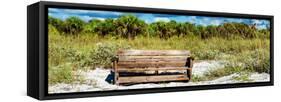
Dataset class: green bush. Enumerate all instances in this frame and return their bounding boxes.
[49,44,94,70]
[48,24,60,35]
[48,45,76,66]
[94,19,116,36]
[48,16,63,28]
[48,45,90,84]
[84,19,102,33]
[61,16,85,35]
[90,42,131,68]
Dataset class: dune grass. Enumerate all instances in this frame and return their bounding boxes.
[48,31,270,84]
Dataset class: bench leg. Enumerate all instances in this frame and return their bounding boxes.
[188,59,193,80]
[188,68,192,80]
[113,61,119,85]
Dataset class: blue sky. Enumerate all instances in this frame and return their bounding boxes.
[48,8,270,29]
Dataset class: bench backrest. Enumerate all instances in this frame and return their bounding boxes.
[116,50,191,68]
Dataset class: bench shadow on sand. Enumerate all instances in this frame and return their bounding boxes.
[105,70,189,85]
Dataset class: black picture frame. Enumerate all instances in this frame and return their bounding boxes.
[27,1,274,100]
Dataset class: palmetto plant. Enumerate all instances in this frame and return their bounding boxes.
[48,16,63,28]
[48,14,269,39]
[151,21,169,39]
[175,22,188,37]
[115,15,147,40]
[62,16,85,35]
[94,18,116,36]
[84,19,102,33]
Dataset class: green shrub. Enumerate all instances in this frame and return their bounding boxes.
[48,45,76,65]
[48,24,60,35]
[94,19,116,37]
[61,16,85,35]
[48,16,63,28]
[84,19,102,33]
[48,44,92,70]
[90,42,131,68]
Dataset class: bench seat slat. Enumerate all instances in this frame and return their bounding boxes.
[118,50,190,56]
[118,67,191,72]
[117,61,187,68]
[118,56,189,62]
[118,75,189,84]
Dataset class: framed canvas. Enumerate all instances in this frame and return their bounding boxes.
[27,1,274,100]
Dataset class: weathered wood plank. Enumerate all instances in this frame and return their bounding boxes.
[117,50,190,56]
[118,56,189,62]
[117,61,187,68]
[118,75,189,83]
[118,67,190,72]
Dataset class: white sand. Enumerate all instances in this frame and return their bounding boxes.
[48,61,270,94]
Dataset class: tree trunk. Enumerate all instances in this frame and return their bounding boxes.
[128,33,132,40]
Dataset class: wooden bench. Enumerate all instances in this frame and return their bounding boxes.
[112,50,194,85]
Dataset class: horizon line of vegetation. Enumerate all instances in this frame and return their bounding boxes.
[48,14,270,40]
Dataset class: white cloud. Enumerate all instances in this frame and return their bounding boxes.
[144,20,150,23]
[195,17,210,26]
[79,16,105,22]
[252,19,262,24]
[80,16,94,22]
[61,8,123,16]
[92,17,105,21]
[154,17,170,22]
[184,16,197,24]
[63,9,90,14]
[190,16,197,20]
[210,19,222,25]
[48,8,61,13]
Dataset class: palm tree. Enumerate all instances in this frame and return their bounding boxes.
[166,20,177,38]
[115,15,146,40]
[63,16,85,35]
[151,21,167,39]
[84,19,102,33]
[94,18,116,36]
[48,16,63,28]
[205,25,218,38]
[175,22,190,37]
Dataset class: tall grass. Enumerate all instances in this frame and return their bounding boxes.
[191,48,270,82]
[48,30,270,84]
